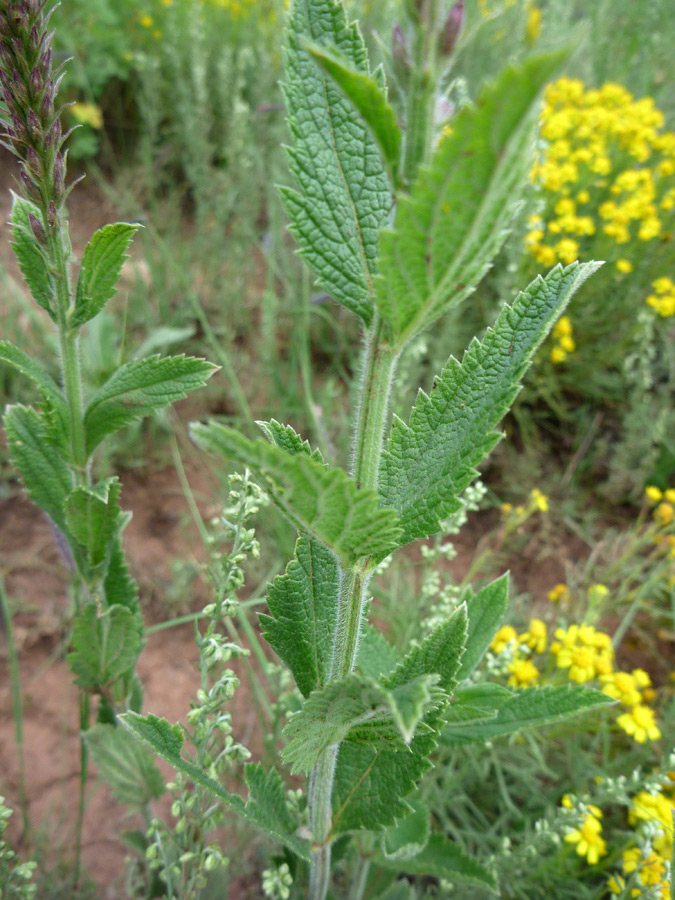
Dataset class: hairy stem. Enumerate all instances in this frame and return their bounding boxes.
[307,318,398,899]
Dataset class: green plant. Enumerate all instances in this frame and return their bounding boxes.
[118,1,616,897]
[0,0,214,884]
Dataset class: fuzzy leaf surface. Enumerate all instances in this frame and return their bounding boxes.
[375,54,564,345]
[331,728,436,836]
[281,0,392,323]
[381,801,430,861]
[4,404,72,533]
[258,418,324,462]
[282,673,440,774]
[442,684,614,744]
[379,262,601,546]
[84,724,165,808]
[260,536,339,697]
[68,603,143,689]
[104,538,141,617]
[85,355,217,454]
[65,477,122,572]
[377,833,497,892]
[71,223,141,328]
[191,422,401,568]
[456,574,509,681]
[384,604,467,693]
[0,341,69,442]
[9,193,55,319]
[120,713,310,860]
[307,44,400,185]
[356,625,400,681]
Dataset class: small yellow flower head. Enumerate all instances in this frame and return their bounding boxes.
[529,488,549,512]
[70,102,104,130]
[558,335,575,352]
[616,258,633,273]
[654,502,675,526]
[622,847,669,891]
[617,704,661,743]
[587,583,609,607]
[665,488,675,503]
[520,618,547,654]
[525,2,541,44]
[491,625,518,654]
[553,315,572,338]
[500,502,513,515]
[560,793,574,809]
[564,813,607,865]
[140,13,153,28]
[607,874,625,895]
[547,583,570,603]
[646,485,664,503]
[601,670,642,706]
[550,345,567,364]
[507,657,540,687]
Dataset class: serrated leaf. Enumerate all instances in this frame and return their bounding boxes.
[65,477,122,572]
[282,673,440,774]
[377,833,498,892]
[282,0,392,323]
[456,574,509,681]
[0,341,69,441]
[71,223,141,328]
[190,422,401,568]
[442,684,615,744]
[384,604,468,694]
[84,723,165,808]
[4,404,72,533]
[104,538,141,618]
[258,418,324,462]
[381,801,430,861]
[67,603,143,689]
[260,536,339,697]
[357,625,400,681]
[379,262,601,546]
[84,355,217,454]
[307,44,401,186]
[9,193,56,320]
[331,726,437,836]
[120,712,310,860]
[375,54,566,345]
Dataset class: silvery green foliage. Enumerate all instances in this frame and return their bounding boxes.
[127,0,612,895]
[0,798,36,900]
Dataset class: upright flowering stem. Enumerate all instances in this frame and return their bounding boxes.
[0,1,91,883]
[307,316,398,900]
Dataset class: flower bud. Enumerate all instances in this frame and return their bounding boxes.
[28,211,45,243]
[439,0,465,57]
[28,64,41,97]
[47,199,57,229]
[26,143,41,176]
[27,107,40,137]
[392,23,410,75]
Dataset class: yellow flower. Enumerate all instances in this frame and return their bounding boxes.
[616,258,633,273]
[617,704,661,743]
[646,485,664,502]
[551,624,614,683]
[530,488,549,511]
[654,502,674,526]
[564,813,607,865]
[555,237,579,264]
[607,874,625,895]
[600,670,643,706]
[558,335,575,353]
[507,657,540,687]
[553,315,572,338]
[550,345,567,364]
[519,618,547,654]
[70,102,103,130]
[547,583,569,603]
[525,2,541,43]
[139,13,153,27]
[491,625,518,654]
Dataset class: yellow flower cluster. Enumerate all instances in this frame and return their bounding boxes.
[551,623,613,683]
[549,314,575,364]
[646,485,675,528]
[608,786,675,897]
[527,78,675,275]
[646,276,675,317]
[563,802,607,865]
[547,582,570,603]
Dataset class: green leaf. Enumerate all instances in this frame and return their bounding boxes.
[65,477,122,572]
[377,833,497,892]
[456,574,509,681]
[381,801,430,861]
[331,727,437,836]
[307,44,401,185]
[120,712,311,860]
[84,355,217,454]
[384,604,468,693]
[0,341,69,442]
[257,418,324,462]
[260,536,339,697]
[442,684,615,744]
[71,223,141,328]
[379,262,601,546]
[374,54,566,345]
[104,538,141,618]
[357,625,400,681]
[190,422,401,569]
[4,404,72,533]
[9,193,56,320]
[282,673,440,774]
[67,603,143,690]
[281,0,392,323]
[84,724,165,808]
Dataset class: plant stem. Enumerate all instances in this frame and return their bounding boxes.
[401,0,440,187]
[307,317,399,899]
